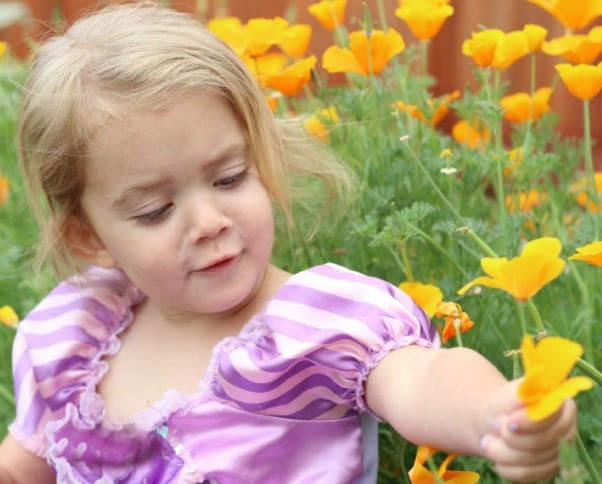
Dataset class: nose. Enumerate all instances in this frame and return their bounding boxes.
[187,193,232,243]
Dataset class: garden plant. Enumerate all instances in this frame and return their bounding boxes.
[1,0,602,482]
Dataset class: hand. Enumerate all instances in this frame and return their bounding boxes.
[480,380,578,482]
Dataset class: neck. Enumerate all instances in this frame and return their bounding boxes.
[137,264,291,332]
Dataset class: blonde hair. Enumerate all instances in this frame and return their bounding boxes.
[18,1,353,278]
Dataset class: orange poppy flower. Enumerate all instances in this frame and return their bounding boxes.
[264,92,282,113]
[500,86,553,123]
[543,26,602,64]
[394,1,454,41]
[572,171,602,211]
[0,176,8,205]
[244,52,289,85]
[518,335,593,421]
[451,119,490,149]
[304,107,340,140]
[0,41,6,59]
[408,446,480,484]
[462,28,504,67]
[523,24,548,52]
[207,17,247,56]
[505,189,547,213]
[0,305,19,328]
[527,0,602,32]
[462,29,530,69]
[457,237,566,301]
[244,17,290,57]
[207,16,290,59]
[491,30,531,69]
[278,24,313,58]
[264,55,316,96]
[322,28,405,76]
[394,90,460,127]
[435,301,475,344]
[307,0,347,31]
[399,281,443,318]
[569,241,602,267]
[503,147,525,177]
[556,62,602,100]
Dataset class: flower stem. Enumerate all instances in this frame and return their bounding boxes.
[516,300,527,337]
[0,381,14,407]
[453,318,464,347]
[376,0,388,30]
[576,433,602,484]
[576,358,602,386]
[400,243,414,282]
[582,99,599,239]
[521,53,537,155]
[526,299,546,335]
[402,141,465,224]
[463,228,498,258]
[420,40,429,77]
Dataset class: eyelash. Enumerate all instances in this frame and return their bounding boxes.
[215,170,248,188]
[133,171,248,225]
[135,204,172,225]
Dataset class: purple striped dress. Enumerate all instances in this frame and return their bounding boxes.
[9,263,439,483]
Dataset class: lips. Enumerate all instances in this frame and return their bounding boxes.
[197,254,238,272]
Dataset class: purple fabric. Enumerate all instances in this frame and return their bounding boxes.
[9,263,439,482]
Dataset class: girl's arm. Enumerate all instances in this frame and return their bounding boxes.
[0,434,55,484]
[365,345,577,483]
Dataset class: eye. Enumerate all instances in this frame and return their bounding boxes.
[134,204,172,225]
[215,170,248,188]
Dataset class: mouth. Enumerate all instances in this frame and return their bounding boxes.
[197,254,238,273]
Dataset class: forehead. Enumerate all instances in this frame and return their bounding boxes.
[85,93,247,176]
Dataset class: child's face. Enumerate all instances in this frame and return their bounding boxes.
[77,93,275,318]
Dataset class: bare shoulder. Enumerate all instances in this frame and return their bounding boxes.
[0,434,54,484]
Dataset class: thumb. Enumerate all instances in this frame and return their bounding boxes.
[481,378,525,433]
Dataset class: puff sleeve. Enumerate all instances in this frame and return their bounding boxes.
[211,263,440,420]
[7,267,142,457]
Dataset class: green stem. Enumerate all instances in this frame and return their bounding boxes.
[526,299,546,335]
[582,99,600,239]
[0,381,14,407]
[516,300,527,337]
[402,141,465,224]
[521,53,537,155]
[463,228,498,258]
[412,225,470,277]
[576,433,602,484]
[400,243,414,282]
[375,0,388,30]
[420,40,429,77]
[453,318,464,347]
[493,70,506,224]
[576,358,602,386]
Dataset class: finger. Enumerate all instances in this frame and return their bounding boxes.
[503,399,577,440]
[482,433,559,467]
[495,458,560,483]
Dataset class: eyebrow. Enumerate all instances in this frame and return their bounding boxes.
[111,178,170,210]
[110,143,249,210]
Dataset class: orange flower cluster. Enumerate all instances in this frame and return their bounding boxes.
[462,24,546,69]
[408,445,479,483]
[435,301,475,343]
[207,16,315,97]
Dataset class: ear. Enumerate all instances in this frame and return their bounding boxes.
[66,215,118,268]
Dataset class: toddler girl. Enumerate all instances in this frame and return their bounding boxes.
[0,3,576,483]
